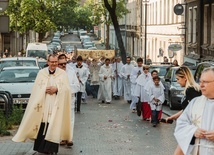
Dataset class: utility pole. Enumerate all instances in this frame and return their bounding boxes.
[144,2,147,65]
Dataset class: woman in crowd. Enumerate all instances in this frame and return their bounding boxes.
[166,66,201,155]
[172,59,179,66]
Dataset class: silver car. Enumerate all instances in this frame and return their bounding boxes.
[0,66,40,109]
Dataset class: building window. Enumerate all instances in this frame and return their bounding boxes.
[188,7,192,43]
[192,6,197,43]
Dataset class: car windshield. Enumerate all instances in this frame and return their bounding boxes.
[0,69,39,83]
[150,66,168,76]
[27,50,48,59]
[38,61,47,68]
[0,60,37,68]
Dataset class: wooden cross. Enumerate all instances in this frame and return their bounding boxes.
[34,104,42,112]
[33,125,38,132]
[38,80,45,89]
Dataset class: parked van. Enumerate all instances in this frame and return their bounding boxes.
[26,43,48,59]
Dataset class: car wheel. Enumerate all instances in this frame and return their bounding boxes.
[169,93,176,110]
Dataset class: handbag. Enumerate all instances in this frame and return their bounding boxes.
[136,98,142,117]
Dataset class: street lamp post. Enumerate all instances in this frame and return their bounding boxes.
[144,2,148,65]
[125,1,127,54]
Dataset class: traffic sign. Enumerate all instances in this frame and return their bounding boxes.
[168,44,182,52]
[174,4,184,15]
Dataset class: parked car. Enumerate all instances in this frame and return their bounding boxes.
[162,66,184,110]
[54,32,61,38]
[49,42,62,51]
[38,59,47,69]
[149,64,172,79]
[0,57,39,69]
[51,37,61,43]
[0,66,40,109]
[83,42,95,49]
[194,61,214,83]
[162,65,197,110]
[79,31,88,40]
[26,43,48,59]
[81,36,91,44]
[68,29,73,34]
[61,31,65,37]
[88,47,97,50]
[65,45,75,53]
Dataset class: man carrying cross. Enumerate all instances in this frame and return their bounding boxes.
[12,54,72,155]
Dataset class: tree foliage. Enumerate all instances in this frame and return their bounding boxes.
[6,0,78,41]
[72,4,93,30]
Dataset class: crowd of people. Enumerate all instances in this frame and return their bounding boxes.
[10,51,214,155]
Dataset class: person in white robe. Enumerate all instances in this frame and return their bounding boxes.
[89,59,100,98]
[120,56,134,103]
[148,76,165,127]
[145,70,165,121]
[112,57,124,99]
[130,58,144,112]
[174,67,214,155]
[68,56,77,69]
[73,56,89,112]
[97,58,114,104]
[134,65,152,120]
[12,54,72,154]
[57,54,80,146]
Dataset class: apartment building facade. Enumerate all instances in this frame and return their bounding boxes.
[106,0,185,64]
[184,0,214,64]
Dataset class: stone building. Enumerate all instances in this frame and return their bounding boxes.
[184,0,214,64]
[106,0,185,64]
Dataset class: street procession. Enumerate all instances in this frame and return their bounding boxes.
[1,0,214,155]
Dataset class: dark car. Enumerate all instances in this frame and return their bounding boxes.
[162,65,197,110]
[162,66,184,110]
[194,61,214,83]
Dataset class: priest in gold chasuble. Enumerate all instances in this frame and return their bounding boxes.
[12,55,72,154]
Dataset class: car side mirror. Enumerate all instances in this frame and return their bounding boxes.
[165,78,171,82]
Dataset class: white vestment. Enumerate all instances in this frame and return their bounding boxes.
[129,66,143,109]
[120,63,134,101]
[133,72,152,102]
[13,67,72,143]
[66,65,80,139]
[73,65,89,93]
[174,96,214,155]
[97,64,114,102]
[147,83,165,111]
[112,61,124,96]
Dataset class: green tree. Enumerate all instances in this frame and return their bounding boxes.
[87,0,129,52]
[6,0,77,42]
[73,4,93,30]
